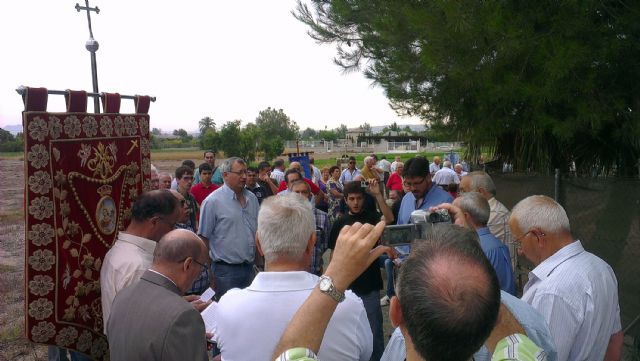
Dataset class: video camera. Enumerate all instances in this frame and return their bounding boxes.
[380,209,452,247]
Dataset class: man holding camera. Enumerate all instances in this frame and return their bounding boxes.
[328,179,394,361]
[397,157,453,225]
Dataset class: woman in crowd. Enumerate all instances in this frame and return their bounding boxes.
[326,165,343,225]
[316,167,330,213]
[386,162,404,194]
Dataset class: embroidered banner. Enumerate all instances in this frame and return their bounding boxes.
[24,110,151,360]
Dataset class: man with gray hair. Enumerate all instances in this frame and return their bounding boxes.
[453,192,515,295]
[198,157,259,298]
[460,171,510,245]
[107,229,210,361]
[510,195,622,361]
[211,194,372,361]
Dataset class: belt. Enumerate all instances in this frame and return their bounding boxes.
[214,260,252,266]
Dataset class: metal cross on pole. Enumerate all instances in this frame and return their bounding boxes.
[75,0,101,113]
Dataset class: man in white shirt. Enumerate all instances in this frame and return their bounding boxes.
[510,195,623,361]
[340,156,362,184]
[100,190,180,331]
[431,160,459,188]
[271,159,286,184]
[212,194,372,361]
[429,156,441,175]
[460,171,510,245]
[454,163,467,181]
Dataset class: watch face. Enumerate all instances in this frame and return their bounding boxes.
[319,277,331,291]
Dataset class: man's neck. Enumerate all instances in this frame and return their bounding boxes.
[124,222,156,242]
[402,330,426,361]
[265,260,307,272]
[201,181,212,187]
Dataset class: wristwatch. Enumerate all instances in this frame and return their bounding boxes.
[318,275,345,303]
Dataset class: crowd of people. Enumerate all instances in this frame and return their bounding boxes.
[94,150,623,361]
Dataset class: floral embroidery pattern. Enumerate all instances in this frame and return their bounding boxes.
[76,330,93,352]
[28,116,49,142]
[48,116,62,139]
[29,249,55,271]
[29,275,55,296]
[124,116,137,136]
[28,196,54,220]
[90,337,108,359]
[139,117,149,135]
[82,116,98,137]
[78,144,92,167]
[28,298,54,320]
[31,321,56,343]
[27,144,50,169]
[28,171,53,195]
[140,138,150,156]
[63,116,82,138]
[28,223,55,247]
[113,116,125,136]
[55,326,78,347]
[99,117,113,137]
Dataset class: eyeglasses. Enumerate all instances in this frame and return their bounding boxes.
[181,176,193,180]
[509,230,545,248]
[228,170,248,176]
[349,161,356,164]
[403,177,426,188]
[192,258,210,271]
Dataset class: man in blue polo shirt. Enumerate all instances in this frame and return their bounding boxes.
[397,157,453,225]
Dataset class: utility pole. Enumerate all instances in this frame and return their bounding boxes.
[75,0,101,113]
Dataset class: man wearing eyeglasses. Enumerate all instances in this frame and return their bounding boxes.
[396,157,453,225]
[100,190,181,332]
[198,157,260,298]
[510,195,622,361]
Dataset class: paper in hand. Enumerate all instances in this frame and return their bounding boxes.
[200,287,215,302]
[200,301,218,333]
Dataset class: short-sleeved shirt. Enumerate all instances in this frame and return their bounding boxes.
[396,184,454,224]
[198,184,259,264]
[339,168,361,184]
[386,172,403,191]
[328,210,383,295]
[246,183,269,204]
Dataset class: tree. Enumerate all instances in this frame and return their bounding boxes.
[201,128,219,153]
[295,0,640,175]
[199,116,216,135]
[218,121,243,159]
[151,128,162,136]
[359,122,372,133]
[300,127,318,140]
[335,124,348,139]
[0,128,22,152]
[255,107,299,160]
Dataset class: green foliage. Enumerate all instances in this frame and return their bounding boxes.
[216,120,259,162]
[151,128,162,136]
[255,107,299,160]
[199,116,216,135]
[295,0,640,175]
[301,127,318,140]
[0,129,23,152]
[201,128,219,153]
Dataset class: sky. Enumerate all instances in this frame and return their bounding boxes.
[0,1,421,133]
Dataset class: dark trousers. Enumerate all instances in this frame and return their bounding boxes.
[211,261,255,299]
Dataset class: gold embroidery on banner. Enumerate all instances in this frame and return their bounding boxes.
[126,139,139,155]
[85,142,118,179]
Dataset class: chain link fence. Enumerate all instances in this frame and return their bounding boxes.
[490,172,640,341]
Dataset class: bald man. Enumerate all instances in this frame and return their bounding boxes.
[107,229,210,361]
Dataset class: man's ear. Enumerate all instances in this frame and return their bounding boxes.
[305,232,317,255]
[183,257,193,272]
[390,296,404,328]
[256,235,265,257]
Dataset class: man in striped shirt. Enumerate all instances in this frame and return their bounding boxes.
[509,195,623,361]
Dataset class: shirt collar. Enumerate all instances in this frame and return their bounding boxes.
[148,269,179,288]
[117,232,156,254]
[247,271,318,292]
[221,183,248,200]
[530,240,585,281]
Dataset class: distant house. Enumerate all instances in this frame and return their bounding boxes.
[346,128,372,143]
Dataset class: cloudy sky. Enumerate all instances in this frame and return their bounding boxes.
[0,1,421,133]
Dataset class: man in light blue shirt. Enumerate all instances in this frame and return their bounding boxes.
[397,157,453,225]
[454,192,516,295]
[198,157,259,298]
[339,156,361,184]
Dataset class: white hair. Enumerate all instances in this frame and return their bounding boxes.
[257,193,314,263]
[510,195,571,234]
[150,164,159,176]
[443,160,452,168]
[455,192,490,226]
[364,156,374,165]
[220,157,245,173]
[467,171,497,196]
[454,163,463,170]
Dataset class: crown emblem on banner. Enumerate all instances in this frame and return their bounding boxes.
[97,184,113,197]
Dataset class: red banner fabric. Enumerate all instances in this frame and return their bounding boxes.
[24,111,151,360]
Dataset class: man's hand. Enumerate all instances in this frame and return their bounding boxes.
[183,294,211,312]
[325,221,388,292]
[366,179,380,196]
[259,173,270,183]
[429,203,471,229]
